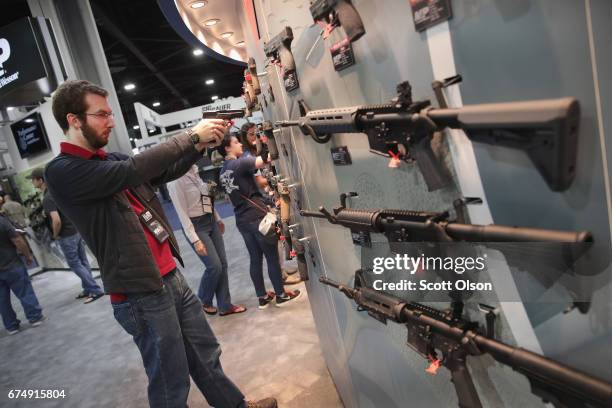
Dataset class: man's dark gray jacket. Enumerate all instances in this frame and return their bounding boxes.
[45,133,201,294]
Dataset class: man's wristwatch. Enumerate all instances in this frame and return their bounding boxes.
[186,128,200,145]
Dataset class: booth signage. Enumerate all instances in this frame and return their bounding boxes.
[0,18,48,97]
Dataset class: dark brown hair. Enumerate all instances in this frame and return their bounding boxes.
[217,132,238,158]
[239,122,257,155]
[52,80,108,132]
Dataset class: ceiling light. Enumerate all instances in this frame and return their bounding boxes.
[192,49,204,56]
[6,106,14,111]
[190,1,207,9]
[205,79,214,85]
[25,118,35,123]
[211,95,219,101]
[133,125,140,130]
[235,41,245,47]
[204,19,220,27]
[124,83,136,90]
[149,128,156,133]
[152,101,161,107]
[220,32,233,39]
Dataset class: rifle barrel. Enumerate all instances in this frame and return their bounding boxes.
[445,223,592,243]
[276,120,301,127]
[300,210,327,219]
[319,276,341,289]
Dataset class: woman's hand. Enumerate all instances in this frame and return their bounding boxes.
[194,240,208,256]
[218,220,225,235]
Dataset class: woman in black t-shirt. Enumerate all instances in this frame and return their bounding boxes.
[217,134,301,309]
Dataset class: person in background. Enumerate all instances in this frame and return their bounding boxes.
[239,123,301,285]
[44,79,276,408]
[218,133,302,309]
[2,194,28,228]
[0,214,45,335]
[29,168,104,304]
[168,164,246,316]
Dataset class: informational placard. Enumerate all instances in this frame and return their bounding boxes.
[283,71,299,92]
[409,0,452,32]
[10,112,51,159]
[330,39,356,71]
[331,146,352,165]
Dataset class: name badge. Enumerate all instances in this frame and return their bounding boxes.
[201,195,213,214]
[140,210,169,243]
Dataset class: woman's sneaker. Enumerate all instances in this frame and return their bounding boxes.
[275,290,302,307]
[258,291,276,310]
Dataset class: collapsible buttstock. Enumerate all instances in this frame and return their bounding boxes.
[428,97,580,191]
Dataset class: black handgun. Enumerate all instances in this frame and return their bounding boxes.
[260,121,279,160]
[246,57,261,95]
[264,27,299,91]
[310,0,365,42]
[201,109,245,120]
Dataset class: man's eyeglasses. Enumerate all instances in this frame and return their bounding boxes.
[84,112,114,120]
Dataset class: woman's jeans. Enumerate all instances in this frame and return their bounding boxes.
[190,216,232,312]
[58,233,103,296]
[112,269,244,408]
[236,220,284,297]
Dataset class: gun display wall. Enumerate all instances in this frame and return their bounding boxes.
[244,0,612,406]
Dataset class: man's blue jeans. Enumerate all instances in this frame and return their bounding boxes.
[190,216,232,312]
[58,233,103,296]
[236,221,284,297]
[112,269,244,408]
[0,262,43,331]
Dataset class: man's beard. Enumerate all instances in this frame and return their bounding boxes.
[82,122,107,149]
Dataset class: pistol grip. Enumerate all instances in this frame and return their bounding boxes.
[336,0,365,42]
[280,45,296,73]
[411,138,449,192]
[297,253,309,281]
[450,364,483,408]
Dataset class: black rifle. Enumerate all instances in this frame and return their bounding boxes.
[300,194,592,244]
[310,0,366,42]
[264,27,299,91]
[320,271,612,408]
[277,81,580,192]
[202,109,245,121]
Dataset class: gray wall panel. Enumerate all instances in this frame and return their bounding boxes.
[449,0,612,375]
[251,0,612,405]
